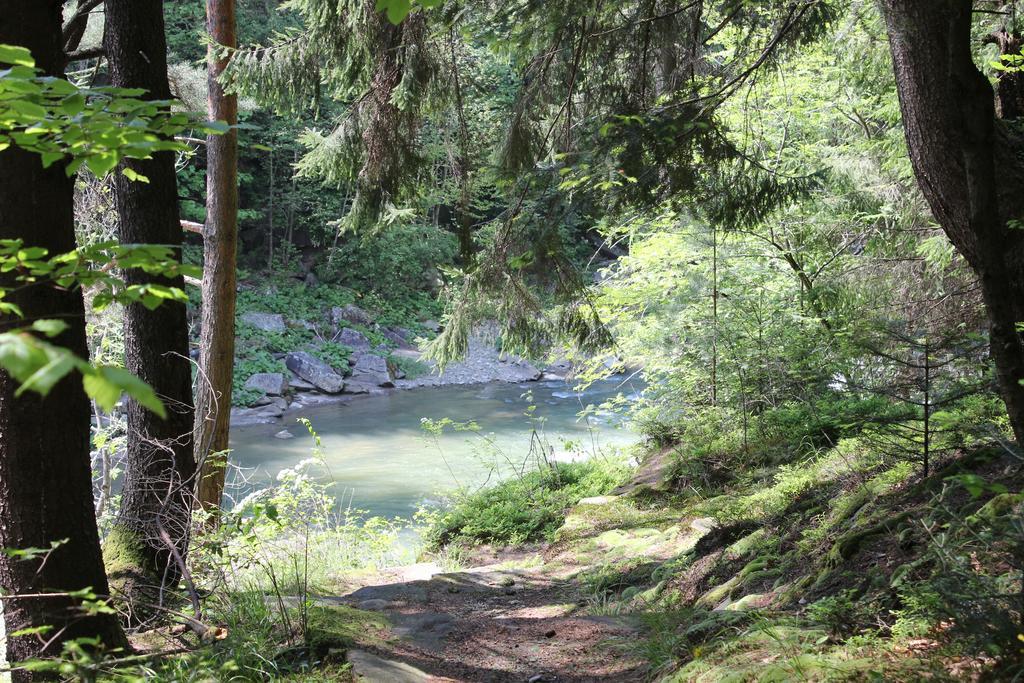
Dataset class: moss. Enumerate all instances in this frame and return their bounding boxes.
[966,492,1024,525]
[825,510,912,568]
[103,525,164,625]
[305,605,388,658]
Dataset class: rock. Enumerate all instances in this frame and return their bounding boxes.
[303,271,318,287]
[284,352,345,394]
[338,327,371,351]
[383,327,416,350]
[346,649,432,683]
[349,352,393,387]
[240,312,285,333]
[230,406,280,426]
[421,319,441,333]
[243,372,288,396]
[331,304,374,328]
[273,430,295,440]
[342,382,371,394]
[690,517,718,534]
[288,375,317,391]
[578,495,619,506]
[356,599,390,611]
[390,612,455,651]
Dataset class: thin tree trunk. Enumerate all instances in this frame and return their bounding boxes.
[880,0,1024,445]
[103,0,198,606]
[195,0,239,513]
[0,2,126,671]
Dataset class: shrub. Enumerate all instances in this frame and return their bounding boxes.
[421,458,629,548]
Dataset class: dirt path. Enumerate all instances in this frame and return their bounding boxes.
[321,492,709,682]
[330,556,645,682]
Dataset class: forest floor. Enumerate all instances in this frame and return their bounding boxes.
[315,491,695,682]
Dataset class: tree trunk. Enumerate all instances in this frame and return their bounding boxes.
[0,2,126,672]
[880,0,1024,446]
[103,0,197,608]
[195,0,239,513]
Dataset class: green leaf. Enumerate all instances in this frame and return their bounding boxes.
[15,352,76,397]
[122,167,150,183]
[0,45,35,67]
[377,0,412,24]
[84,365,166,418]
[30,319,68,338]
[85,153,118,177]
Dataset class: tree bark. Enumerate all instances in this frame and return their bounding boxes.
[103,0,197,605]
[195,0,239,512]
[880,0,1024,446]
[0,1,126,673]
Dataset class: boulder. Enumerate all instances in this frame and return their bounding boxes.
[240,312,286,333]
[331,304,374,328]
[383,327,416,350]
[288,375,317,391]
[284,352,345,394]
[342,382,371,395]
[338,327,371,351]
[349,352,393,387]
[243,372,288,396]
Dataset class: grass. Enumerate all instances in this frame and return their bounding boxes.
[421,457,631,548]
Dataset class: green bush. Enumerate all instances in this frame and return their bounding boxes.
[422,459,629,547]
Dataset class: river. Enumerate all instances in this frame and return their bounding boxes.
[227,377,642,521]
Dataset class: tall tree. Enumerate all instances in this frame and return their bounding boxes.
[0,0,126,670]
[879,0,1024,445]
[195,0,240,512]
[103,0,197,604]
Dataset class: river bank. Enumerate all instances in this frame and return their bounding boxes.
[231,309,581,427]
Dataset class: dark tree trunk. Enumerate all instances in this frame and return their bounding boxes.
[0,1,126,673]
[880,0,1024,446]
[103,0,197,605]
[195,0,239,512]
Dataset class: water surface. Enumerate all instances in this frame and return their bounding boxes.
[228,378,640,521]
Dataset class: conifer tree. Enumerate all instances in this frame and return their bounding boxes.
[0,1,126,668]
[103,0,198,609]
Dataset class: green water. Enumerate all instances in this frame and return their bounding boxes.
[227,378,641,521]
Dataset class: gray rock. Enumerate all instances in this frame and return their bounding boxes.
[240,312,285,333]
[288,375,317,391]
[421,319,441,333]
[383,327,416,350]
[346,649,431,683]
[274,430,295,440]
[390,612,455,651]
[285,352,345,394]
[357,599,390,611]
[230,406,279,426]
[342,382,371,395]
[338,327,371,351]
[243,372,288,396]
[331,304,374,328]
[578,495,618,506]
[349,352,393,387]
